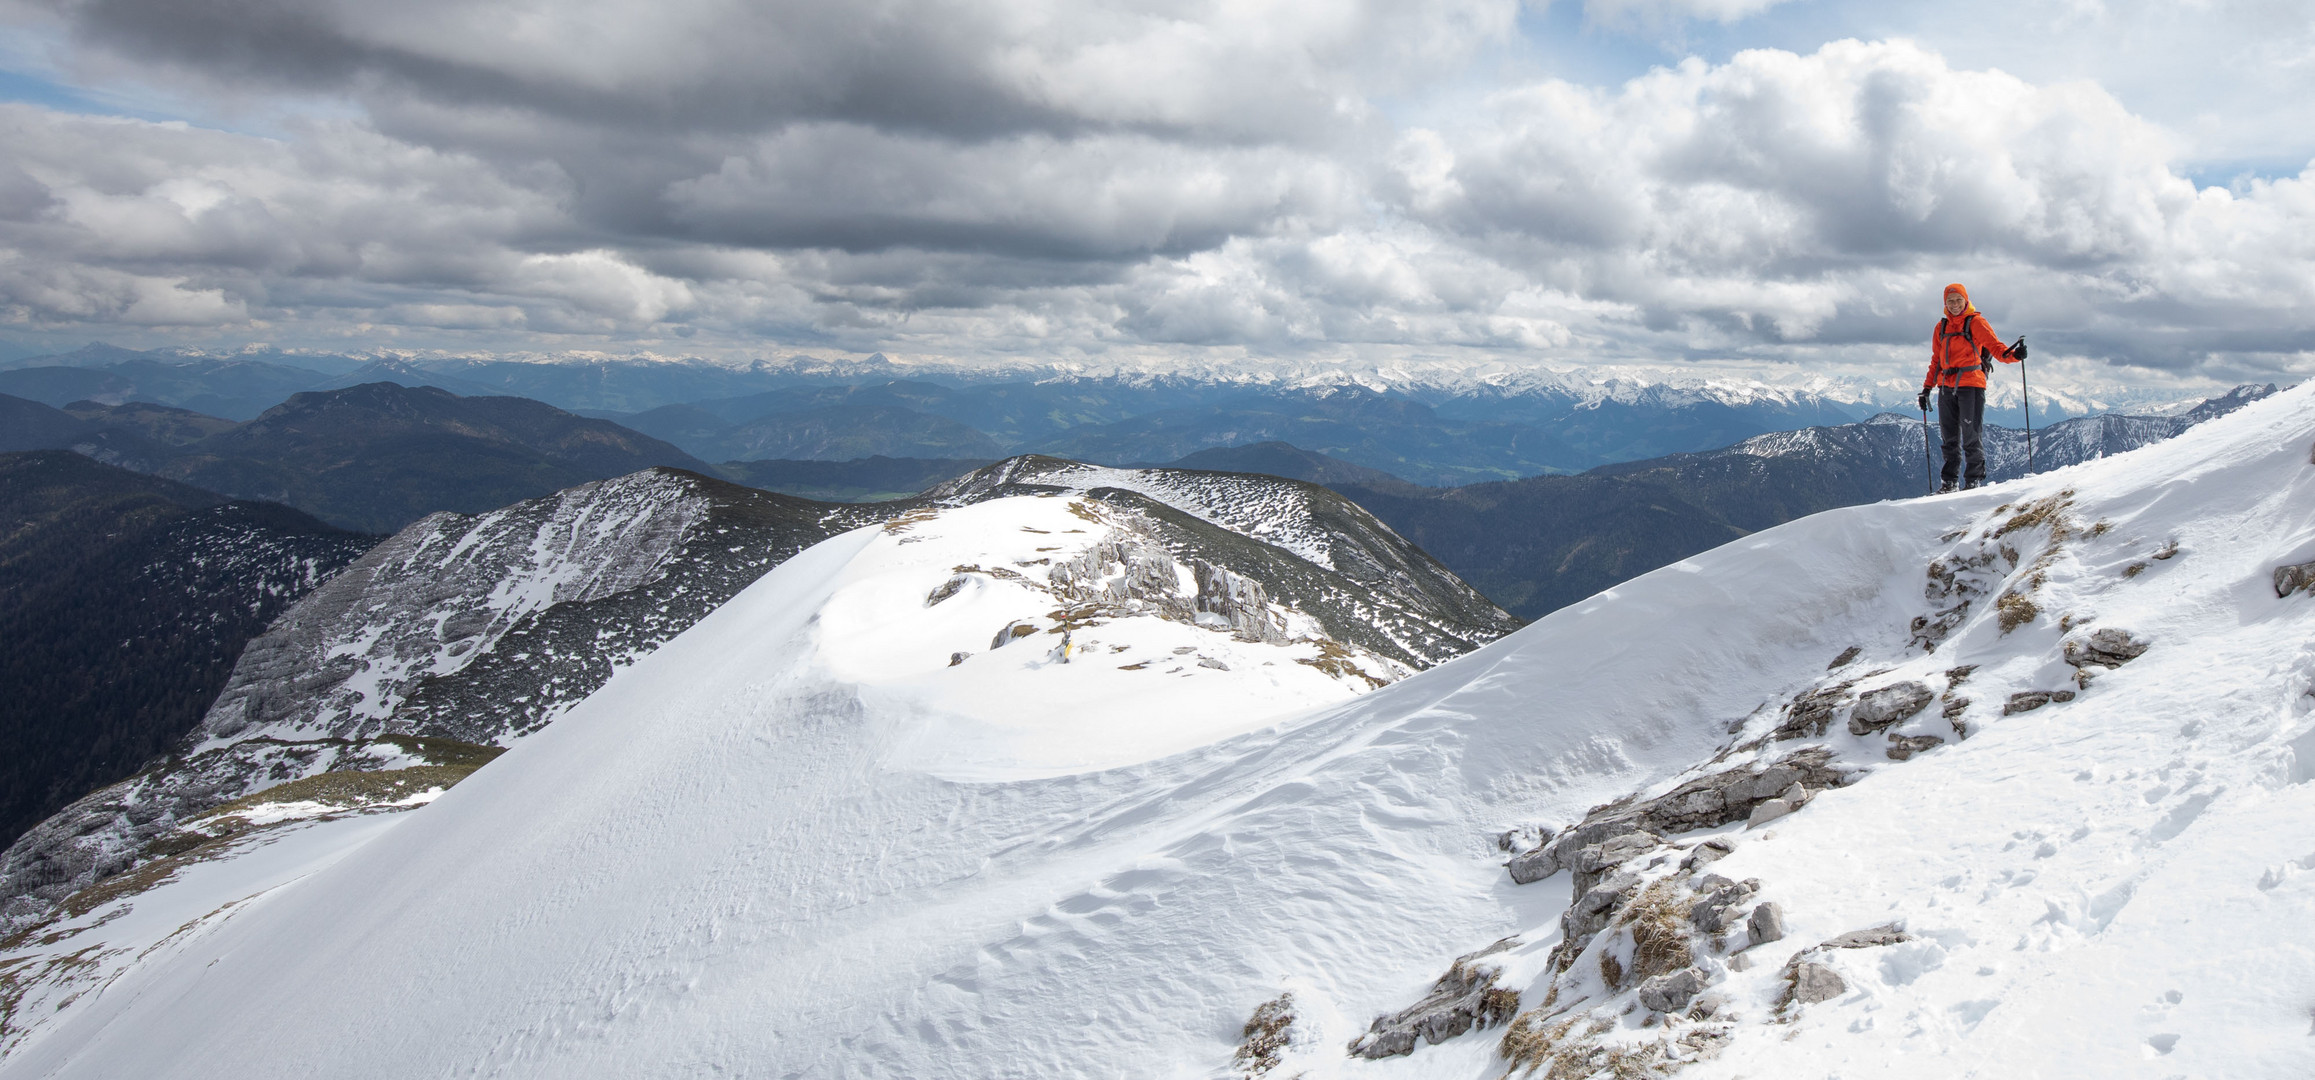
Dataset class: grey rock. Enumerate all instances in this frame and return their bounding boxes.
[2063,627,2150,669]
[1790,961,1847,1004]
[1570,831,1663,894]
[1771,683,1856,740]
[1746,798,1793,828]
[991,620,1040,649]
[2004,690,2078,716]
[1348,940,1521,1059]
[1847,681,1935,735]
[2271,560,2315,597]
[1827,646,1863,669]
[1689,879,1758,935]
[1509,748,1855,886]
[1504,845,1561,885]
[1885,733,1945,761]
[1746,902,1785,946]
[1908,602,1972,651]
[1637,968,1709,1013]
[1562,871,1641,942]
[1821,923,1912,949]
[1679,837,1734,871]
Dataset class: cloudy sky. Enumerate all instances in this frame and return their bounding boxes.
[0,0,2310,395]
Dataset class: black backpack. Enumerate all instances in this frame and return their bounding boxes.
[1936,313,1994,378]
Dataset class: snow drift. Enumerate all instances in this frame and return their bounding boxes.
[6,385,2315,1078]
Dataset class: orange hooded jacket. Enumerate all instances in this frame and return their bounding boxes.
[1923,283,2016,391]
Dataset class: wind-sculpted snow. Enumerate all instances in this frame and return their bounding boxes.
[22,390,2313,1077]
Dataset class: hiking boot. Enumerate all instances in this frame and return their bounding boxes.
[1938,481,1957,494]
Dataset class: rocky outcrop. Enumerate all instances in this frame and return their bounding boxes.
[2063,628,2149,669]
[1347,940,1521,1058]
[1846,682,1934,735]
[1637,968,1709,1013]
[2278,560,2315,598]
[1506,748,1856,885]
[1788,962,1846,1005]
[2004,690,2077,716]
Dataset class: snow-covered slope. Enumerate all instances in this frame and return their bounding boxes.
[7,386,2315,1078]
[0,468,876,935]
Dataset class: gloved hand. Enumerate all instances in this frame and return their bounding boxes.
[1916,388,1930,412]
[2011,338,2028,362]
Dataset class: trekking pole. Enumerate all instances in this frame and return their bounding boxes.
[2015,336,2033,475]
[1920,403,1935,495]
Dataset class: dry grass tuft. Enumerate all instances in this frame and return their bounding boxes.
[1231,993,1295,1077]
[1623,879,1696,983]
[1996,591,2040,633]
[1993,490,2077,540]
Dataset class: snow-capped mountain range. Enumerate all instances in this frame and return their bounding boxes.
[3,384,2311,1077]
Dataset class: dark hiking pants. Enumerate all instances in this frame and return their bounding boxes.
[1937,385,1986,487]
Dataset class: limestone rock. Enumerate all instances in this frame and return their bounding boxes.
[1790,962,1847,1004]
[1563,872,1641,942]
[1680,837,1734,872]
[2004,690,2077,716]
[1746,902,1785,946]
[1689,878,1759,935]
[1771,683,1855,739]
[1347,941,1520,1059]
[1885,733,1944,761]
[1510,749,1854,884]
[2063,627,2150,669]
[1821,924,1912,949]
[1747,798,1793,828]
[1570,831,1664,894]
[2276,560,2315,598]
[1847,681,1935,735]
[1637,968,1709,1013]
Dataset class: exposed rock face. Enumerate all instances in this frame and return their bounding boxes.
[1689,876,1758,935]
[1637,968,1709,1013]
[2063,627,2149,669]
[1847,681,1934,735]
[2277,560,2315,598]
[2004,690,2078,716]
[1347,940,1521,1058]
[1821,924,1912,949]
[1789,962,1847,1005]
[1885,733,1946,760]
[1746,901,1786,946]
[1769,682,1855,739]
[1506,748,1855,885]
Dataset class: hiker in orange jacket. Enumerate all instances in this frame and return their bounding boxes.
[1915,283,2025,492]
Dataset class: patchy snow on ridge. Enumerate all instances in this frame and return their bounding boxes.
[928,455,1344,569]
[6,387,2315,1079]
